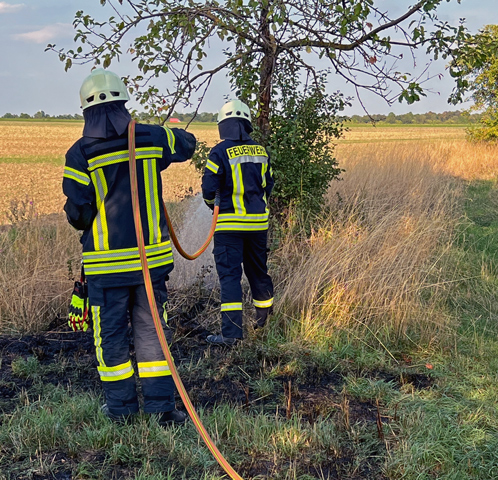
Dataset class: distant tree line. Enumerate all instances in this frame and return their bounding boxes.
[1,110,214,122]
[133,111,217,123]
[170,112,217,123]
[1,109,481,125]
[1,111,83,120]
[349,110,482,125]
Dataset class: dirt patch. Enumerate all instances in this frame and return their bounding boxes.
[0,327,98,415]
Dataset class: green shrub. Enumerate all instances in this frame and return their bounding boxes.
[267,67,348,215]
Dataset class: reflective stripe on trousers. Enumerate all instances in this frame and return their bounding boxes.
[213,230,273,339]
[89,278,175,416]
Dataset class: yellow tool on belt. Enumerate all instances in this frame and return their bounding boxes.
[68,265,90,332]
[128,120,243,480]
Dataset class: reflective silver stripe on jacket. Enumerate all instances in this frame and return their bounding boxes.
[229,155,268,166]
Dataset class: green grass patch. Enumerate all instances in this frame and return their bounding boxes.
[379,178,498,479]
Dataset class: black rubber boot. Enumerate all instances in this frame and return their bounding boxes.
[206,334,239,346]
[157,409,188,427]
[101,404,134,425]
[254,306,273,329]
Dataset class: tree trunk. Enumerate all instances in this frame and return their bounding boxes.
[257,2,275,145]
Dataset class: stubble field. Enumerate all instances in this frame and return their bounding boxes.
[0,120,469,223]
[0,121,220,223]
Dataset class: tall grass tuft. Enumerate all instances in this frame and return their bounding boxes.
[0,199,81,334]
[0,198,193,334]
[272,142,482,346]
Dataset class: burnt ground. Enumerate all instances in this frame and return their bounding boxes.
[0,307,434,480]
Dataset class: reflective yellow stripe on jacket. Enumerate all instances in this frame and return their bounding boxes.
[144,158,161,245]
[64,166,91,186]
[216,150,270,232]
[87,147,163,171]
[83,241,173,275]
[91,169,109,251]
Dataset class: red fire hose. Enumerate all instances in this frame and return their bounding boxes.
[163,195,219,260]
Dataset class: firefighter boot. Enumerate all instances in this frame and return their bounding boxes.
[157,409,188,427]
[101,404,134,425]
[254,306,273,329]
[206,334,239,346]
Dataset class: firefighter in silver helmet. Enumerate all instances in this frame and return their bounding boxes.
[63,68,196,425]
[202,99,274,345]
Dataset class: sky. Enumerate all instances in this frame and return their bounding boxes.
[0,0,496,117]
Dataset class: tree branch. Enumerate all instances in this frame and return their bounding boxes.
[282,0,426,51]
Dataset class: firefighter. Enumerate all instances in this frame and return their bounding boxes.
[62,68,196,425]
[202,99,274,345]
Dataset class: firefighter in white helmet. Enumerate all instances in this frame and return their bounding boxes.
[202,99,274,345]
[63,68,196,425]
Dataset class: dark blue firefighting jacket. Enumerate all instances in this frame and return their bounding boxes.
[63,122,196,288]
[202,119,274,232]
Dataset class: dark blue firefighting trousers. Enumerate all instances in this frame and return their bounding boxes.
[88,278,175,416]
[213,231,274,338]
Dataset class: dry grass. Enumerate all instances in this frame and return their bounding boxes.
[437,141,498,181]
[274,140,498,345]
[0,208,81,333]
[0,196,197,334]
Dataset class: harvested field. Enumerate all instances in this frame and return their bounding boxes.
[0,122,470,224]
[0,121,219,223]
[0,121,82,162]
[340,125,467,144]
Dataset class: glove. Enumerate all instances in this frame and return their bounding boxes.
[68,280,90,332]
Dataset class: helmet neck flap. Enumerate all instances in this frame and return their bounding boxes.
[82,101,131,139]
[218,117,253,141]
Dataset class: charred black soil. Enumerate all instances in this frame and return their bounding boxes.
[0,311,433,480]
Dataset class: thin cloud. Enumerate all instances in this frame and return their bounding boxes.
[14,23,73,44]
[0,2,24,13]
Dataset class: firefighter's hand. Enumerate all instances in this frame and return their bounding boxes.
[68,284,90,332]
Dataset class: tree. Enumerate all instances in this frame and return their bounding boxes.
[50,0,470,143]
[385,112,397,124]
[449,25,498,141]
[34,110,49,119]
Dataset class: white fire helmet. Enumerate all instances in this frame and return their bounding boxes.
[79,68,130,110]
[217,99,251,124]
